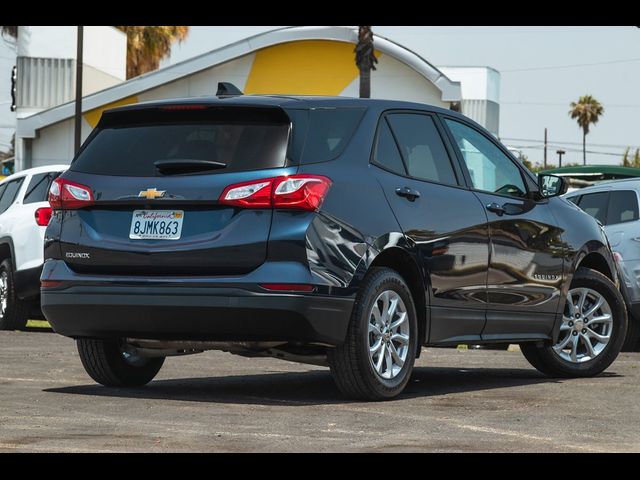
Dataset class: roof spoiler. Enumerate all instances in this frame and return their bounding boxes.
[216,82,243,97]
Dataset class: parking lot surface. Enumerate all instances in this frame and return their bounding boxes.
[1,331,638,452]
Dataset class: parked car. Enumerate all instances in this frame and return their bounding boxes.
[565,179,640,351]
[0,165,67,330]
[41,94,627,400]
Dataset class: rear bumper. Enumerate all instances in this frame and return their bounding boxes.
[41,284,354,345]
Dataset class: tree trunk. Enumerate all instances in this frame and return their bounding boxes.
[583,130,587,166]
[359,68,371,99]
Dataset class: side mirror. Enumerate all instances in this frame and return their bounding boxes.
[538,174,568,198]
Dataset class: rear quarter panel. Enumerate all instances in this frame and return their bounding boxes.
[298,106,409,289]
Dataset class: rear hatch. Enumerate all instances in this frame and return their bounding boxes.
[57,104,296,276]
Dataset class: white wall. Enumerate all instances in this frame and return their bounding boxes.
[439,67,500,103]
[83,27,126,80]
[83,64,123,96]
[30,117,93,168]
[18,26,77,58]
[342,53,449,107]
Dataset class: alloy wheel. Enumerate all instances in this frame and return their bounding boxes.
[553,287,613,363]
[368,290,410,380]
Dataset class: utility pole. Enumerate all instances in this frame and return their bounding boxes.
[74,26,84,154]
[543,128,548,169]
[557,149,566,168]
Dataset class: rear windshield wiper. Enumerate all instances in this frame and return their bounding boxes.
[154,159,227,174]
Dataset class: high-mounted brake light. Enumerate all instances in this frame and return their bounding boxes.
[159,104,208,111]
[219,175,332,211]
[48,178,95,210]
[35,207,52,226]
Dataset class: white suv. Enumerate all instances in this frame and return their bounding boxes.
[0,165,67,330]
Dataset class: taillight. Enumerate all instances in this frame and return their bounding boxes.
[219,175,332,211]
[272,176,332,211]
[48,178,94,210]
[35,207,52,226]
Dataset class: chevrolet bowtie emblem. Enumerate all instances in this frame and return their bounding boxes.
[138,188,166,199]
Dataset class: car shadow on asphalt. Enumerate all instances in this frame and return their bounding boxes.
[44,366,620,406]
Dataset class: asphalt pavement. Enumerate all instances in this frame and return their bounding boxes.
[1,330,638,452]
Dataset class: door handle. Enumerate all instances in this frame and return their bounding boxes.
[395,187,421,202]
[486,202,506,216]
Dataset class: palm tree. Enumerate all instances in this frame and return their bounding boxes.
[569,95,604,166]
[115,26,189,79]
[355,26,378,98]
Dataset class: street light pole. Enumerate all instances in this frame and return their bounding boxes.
[543,128,548,169]
[74,26,84,154]
[557,149,566,168]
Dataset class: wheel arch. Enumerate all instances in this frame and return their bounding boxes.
[573,242,616,282]
[366,245,429,350]
[0,237,16,266]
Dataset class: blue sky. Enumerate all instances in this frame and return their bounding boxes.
[2,26,640,166]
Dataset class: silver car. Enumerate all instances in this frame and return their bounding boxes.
[565,179,640,351]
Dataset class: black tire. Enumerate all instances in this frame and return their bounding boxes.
[520,268,627,377]
[77,338,165,387]
[621,309,640,352]
[328,267,418,401]
[0,258,30,331]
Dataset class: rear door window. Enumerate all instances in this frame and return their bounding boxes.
[0,178,24,214]
[577,192,609,224]
[606,190,639,225]
[386,113,458,186]
[24,172,62,204]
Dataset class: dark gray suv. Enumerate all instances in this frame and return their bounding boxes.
[41,94,627,400]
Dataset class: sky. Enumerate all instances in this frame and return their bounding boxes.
[2,26,640,167]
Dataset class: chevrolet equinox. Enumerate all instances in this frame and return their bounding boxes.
[41,93,627,400]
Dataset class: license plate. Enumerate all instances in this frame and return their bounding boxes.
[129,210,184,240]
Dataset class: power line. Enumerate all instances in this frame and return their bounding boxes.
[501,101,640,108]
[501,137,640,149]
[504,144,625,157]
[502,57,640,73]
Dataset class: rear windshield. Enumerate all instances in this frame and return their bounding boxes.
[71,107,290,177]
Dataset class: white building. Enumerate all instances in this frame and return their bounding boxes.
[14,26,501,171]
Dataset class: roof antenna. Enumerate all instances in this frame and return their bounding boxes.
[216,82,243,97]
